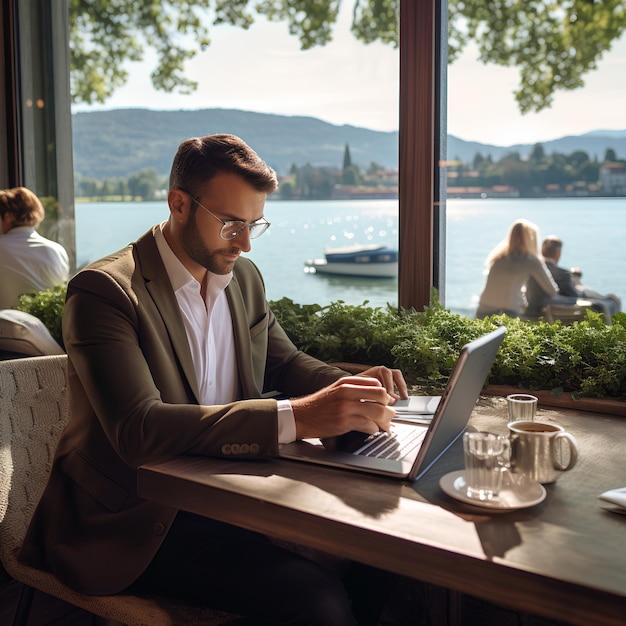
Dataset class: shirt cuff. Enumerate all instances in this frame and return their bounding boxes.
[277,399,296,444]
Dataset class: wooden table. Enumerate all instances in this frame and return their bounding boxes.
[137,397,626,626]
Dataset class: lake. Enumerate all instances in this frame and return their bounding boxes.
[75,197,626,317]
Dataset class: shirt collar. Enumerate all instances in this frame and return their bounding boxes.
[154,222,232,297]
[4,225,36,236]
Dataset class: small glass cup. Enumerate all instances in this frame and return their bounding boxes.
[507,393,538,422]
[463,431,510,501]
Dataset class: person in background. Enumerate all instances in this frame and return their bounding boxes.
[476,219,557,319]
[19,134,408,626]
[526,236,621,319]
[0,187,70,309]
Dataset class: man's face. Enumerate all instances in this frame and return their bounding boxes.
[180,172,267,275]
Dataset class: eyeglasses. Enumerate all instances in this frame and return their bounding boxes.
[189,195,270,240]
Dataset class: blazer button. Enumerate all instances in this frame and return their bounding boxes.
[221,444,231,455]
[153,522,166,535]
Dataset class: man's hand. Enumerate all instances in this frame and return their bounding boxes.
[291,376,395,441]
[355,366,409,404]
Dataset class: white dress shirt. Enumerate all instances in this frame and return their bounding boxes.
[155,224,296,442]
[0,226,70,309]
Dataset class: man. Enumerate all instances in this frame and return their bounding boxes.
[526,235,621,319]
[0,186,70,309]
[19,134,407,625]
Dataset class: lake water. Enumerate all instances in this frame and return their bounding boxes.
[75,197,626,317]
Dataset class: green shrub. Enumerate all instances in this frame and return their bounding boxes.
[17,285,67,348]
[15,285,626,401]
[269,294,626,401]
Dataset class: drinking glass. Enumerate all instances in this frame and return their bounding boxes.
[507,394,538,422]
[463,431,510,501]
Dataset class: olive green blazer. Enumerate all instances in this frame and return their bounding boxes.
[19,227,345,595]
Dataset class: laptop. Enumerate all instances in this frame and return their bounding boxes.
[279,326,506,481]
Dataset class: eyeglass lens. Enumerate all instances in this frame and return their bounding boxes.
[222,220,269,240]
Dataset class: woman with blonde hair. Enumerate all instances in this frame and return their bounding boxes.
[476,219,557,318]
[0,187,69,309]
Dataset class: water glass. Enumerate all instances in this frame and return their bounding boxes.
[463,431,510,501]
[507,394,538,422]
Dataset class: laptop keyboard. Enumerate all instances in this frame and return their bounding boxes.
[353,424,427,461]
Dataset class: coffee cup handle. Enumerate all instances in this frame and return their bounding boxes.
[551,432,578,471]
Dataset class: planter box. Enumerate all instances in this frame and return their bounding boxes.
[484,385,626,417]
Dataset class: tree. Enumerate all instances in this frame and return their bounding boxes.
[367,161,385,174]
[342,164,361,186]
[127,168,161,200]
[69,0,626,113]
[343,144,352,171]
[530,143,545,162]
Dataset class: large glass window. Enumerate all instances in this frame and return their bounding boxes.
[70,3,402,309]
[3,2,442,313]
[446,11,626,317]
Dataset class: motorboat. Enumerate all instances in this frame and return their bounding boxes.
[304,243,398,278]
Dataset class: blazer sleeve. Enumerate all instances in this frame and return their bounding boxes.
[547,262,579,297]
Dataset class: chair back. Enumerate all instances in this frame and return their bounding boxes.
[0,310,64,359]
[0,355,69,568]
[0,355,238,625]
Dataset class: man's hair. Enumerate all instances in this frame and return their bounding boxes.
[0,187,45,227]
[169,134,278,197]
[542,236,563,259]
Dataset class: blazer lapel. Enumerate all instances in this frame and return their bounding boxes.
[135,229,201,403]
[226,273,258,399]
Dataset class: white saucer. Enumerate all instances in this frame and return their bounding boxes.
[439,470,547,510]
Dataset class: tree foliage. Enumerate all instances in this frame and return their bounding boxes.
[69,0,626,113]
[449,0,626,114]
[69,0,249,103]
[452,144,616,196]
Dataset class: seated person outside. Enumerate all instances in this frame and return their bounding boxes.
[476,219,557,319]
[18,133,409,626]
[0,187,70,309]
[526,236,621,319]
[570,265,621,316]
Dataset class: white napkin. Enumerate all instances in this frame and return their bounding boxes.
[599,487,626,509]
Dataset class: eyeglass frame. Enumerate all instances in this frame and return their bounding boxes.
[181,190,271,240]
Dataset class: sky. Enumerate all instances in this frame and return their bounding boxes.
[72,4,626,147]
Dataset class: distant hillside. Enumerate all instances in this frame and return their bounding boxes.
[71,108,626,178]
[71,108,398,179]
[448,131,626,164]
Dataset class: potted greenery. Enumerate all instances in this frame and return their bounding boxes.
[16,286,626,414]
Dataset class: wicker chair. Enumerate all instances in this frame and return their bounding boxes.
[0,355,238,626]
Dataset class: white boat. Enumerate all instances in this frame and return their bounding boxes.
[304,244,398,278]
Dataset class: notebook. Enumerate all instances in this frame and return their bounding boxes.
[279,326,506,481]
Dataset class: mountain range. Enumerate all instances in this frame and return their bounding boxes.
[71,108,626,179]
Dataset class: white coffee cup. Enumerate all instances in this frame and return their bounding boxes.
[507,420,578,484]
[463,431,510,501]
